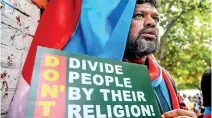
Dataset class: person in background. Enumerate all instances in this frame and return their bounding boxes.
[178,93,188,110]
[201,68,211,118]
[194,96,200,115]
[196,93,200,105]
[197,107,205,118]
[184,94,191,107]
[187,96,195,112]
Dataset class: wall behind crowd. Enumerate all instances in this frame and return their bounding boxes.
[0,0,40,117]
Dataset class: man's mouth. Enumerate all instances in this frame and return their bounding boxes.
[141,34,156,40]
[141,29,156,40]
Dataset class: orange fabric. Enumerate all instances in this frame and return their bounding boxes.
[22,0,82,85]
[32,0,48,8]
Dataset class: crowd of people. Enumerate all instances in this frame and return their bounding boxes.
[179,93,204,117]
[178,68,211,118]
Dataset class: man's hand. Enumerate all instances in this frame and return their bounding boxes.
[161,109,197,118]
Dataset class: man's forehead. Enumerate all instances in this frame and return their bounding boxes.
[134,3,158,13]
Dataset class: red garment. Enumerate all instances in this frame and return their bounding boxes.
[123,56,180,109]
[204,114,212,118]
[22,0,82,85]
[147,56,179,109]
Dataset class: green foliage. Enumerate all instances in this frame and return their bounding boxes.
[155,0,211,90]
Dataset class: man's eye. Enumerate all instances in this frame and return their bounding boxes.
[153,16,160,23]
[133,14,144,19]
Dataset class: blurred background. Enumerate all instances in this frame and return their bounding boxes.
[157,0,211,90]
[156,1,211,116]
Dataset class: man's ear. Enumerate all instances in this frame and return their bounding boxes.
[31,0,49,9]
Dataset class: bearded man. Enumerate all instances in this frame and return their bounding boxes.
[124,0,196,117]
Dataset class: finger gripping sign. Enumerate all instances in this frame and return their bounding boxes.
[26,46,160,118]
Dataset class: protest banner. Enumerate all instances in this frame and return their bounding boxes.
[25,46,160,118]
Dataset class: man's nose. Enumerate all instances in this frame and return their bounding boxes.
[143,15,156,27]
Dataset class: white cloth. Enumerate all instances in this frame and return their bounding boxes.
[7,76,30,118]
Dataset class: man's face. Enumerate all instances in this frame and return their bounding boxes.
[125,3,160,59]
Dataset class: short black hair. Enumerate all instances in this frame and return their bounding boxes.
[136,0,159,8]
[201,68,211,107]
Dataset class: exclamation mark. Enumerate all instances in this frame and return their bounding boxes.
[150,105,155,116]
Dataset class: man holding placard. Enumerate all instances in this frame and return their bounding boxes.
[124,0,196,118]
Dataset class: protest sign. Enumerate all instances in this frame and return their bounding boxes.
[25,46,160,118]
